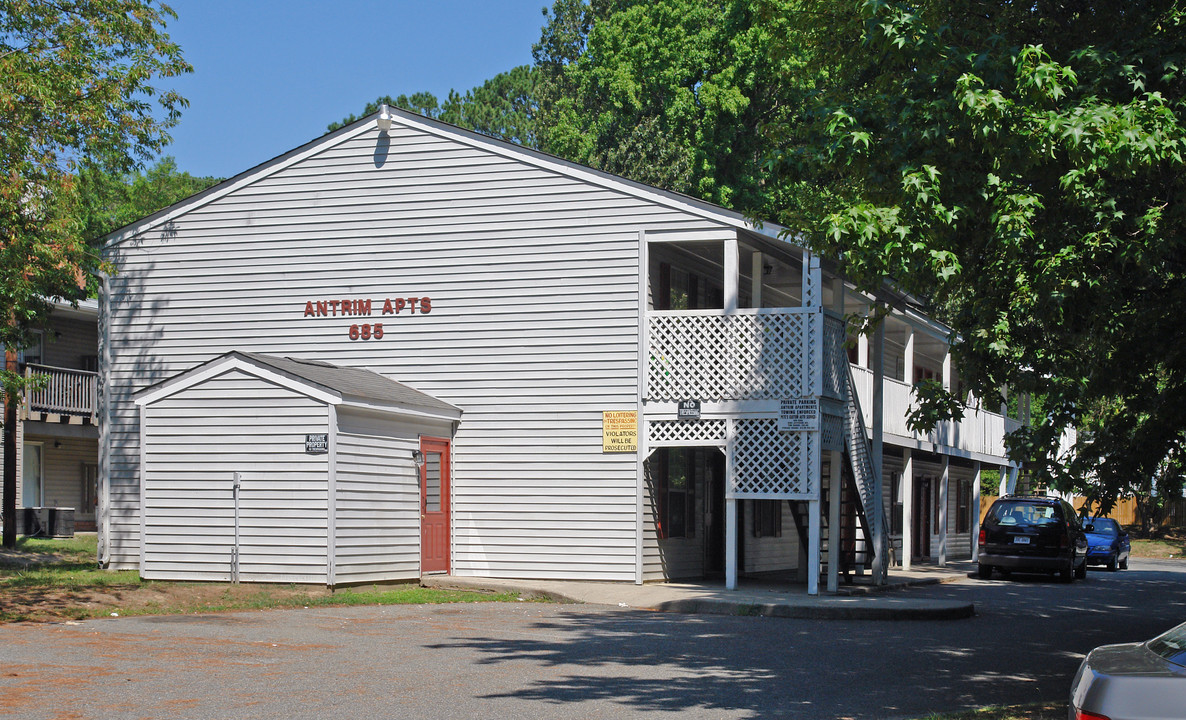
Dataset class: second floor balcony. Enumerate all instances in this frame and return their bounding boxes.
[646,310,1019,461]
[22,363,98,425]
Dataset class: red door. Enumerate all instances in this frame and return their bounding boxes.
[420,437,451,573]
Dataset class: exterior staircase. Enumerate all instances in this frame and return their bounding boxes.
[788,351,884,580]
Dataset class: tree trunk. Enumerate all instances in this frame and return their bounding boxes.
[3,349,17,549]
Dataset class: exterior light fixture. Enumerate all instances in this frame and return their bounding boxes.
[376,104,394,132]
[411,449,425,467]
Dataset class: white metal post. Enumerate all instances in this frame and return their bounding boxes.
[725,498,738,590]
[808,498,821,595]
[971,461,982,561]
[903,327,915,385]
[902,447,914,571]
[939,455,949,567]
[327,404,338,587]
[636,230,648,585]
[827,449,841,593]
[751,251,763,308]
[725,419,738,590]
[871,318,887,584]
[724,237,739,315]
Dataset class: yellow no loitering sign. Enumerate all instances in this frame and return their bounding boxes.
[602,410,638,452]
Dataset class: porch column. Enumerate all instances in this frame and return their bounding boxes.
[808,498,821,595]
[971,461,982,561]
[725,497,738,590]
[724,237,739,314]
[751,251,763,308]
[938,455,949,567]
[1006,464,1019,494]
[998,464,1008,496]
[857,333,869,369]
[942,349,952,393]
[827,450,842,593]
[871,317,887,584]
[901,447,914,571]
[903,327,915,384]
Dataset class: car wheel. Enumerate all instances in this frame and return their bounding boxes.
[1120,557,1128,570]
[1061,556,1075,583]
[1107,555,1118,572]
[1076,558,1088,579]
[978,563,992,579]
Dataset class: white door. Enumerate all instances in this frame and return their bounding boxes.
[22,442,43,507]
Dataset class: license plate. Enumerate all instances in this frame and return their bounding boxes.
[1013,536,1031,545]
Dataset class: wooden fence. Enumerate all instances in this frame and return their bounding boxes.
[979,494,1186,529]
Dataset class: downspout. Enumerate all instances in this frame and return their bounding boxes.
[635,229,647,585]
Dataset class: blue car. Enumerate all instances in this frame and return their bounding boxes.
[1084,517,1131,571]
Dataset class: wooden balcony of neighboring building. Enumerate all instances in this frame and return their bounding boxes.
[20,363,99,425]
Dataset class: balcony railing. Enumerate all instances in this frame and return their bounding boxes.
[647,308,831,403]
[22,364,98,422]
[849,365,1020,458]
[645,309,1018,459]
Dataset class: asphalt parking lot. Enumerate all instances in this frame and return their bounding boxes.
[2,559,1183,719]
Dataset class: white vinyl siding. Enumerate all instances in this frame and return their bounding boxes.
[743,501,800,575]
[104,117,731,578]
[140,370,330,582]
[39,316,97,370]
[23,435,98,521]
[333,411,430,584]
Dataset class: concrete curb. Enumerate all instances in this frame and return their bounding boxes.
[647,597,975,621]
[422,576,976,621]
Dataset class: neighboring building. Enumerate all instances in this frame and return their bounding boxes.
[98,105,1022,593]
[1,299,101,534]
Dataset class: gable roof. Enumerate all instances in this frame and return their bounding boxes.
[134,350,462,421]
[100,104,790,251]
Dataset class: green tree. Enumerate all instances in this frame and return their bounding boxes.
[533,0,819,218]
[328,66,538,148]
[768,1,1186,513]
[76,157,221,241]
[1,0,191,547]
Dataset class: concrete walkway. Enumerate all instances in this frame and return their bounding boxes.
[424,560,977,621]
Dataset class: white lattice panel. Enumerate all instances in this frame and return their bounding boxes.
[820,397,845,453]
[822,314,847,400]
[648,312,809,402]
[730,419,816,499]
[648,419,728,446]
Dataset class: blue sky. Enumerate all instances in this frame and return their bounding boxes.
[160,1,550,179]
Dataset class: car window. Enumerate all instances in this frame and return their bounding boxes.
[1147,622,1186,667]
[988,501,1060,528]
[1090,518,1119,535]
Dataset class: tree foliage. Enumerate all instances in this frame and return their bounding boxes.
[76,157,221,241]
[328,65,538,147]
[0,0,191,395]
[533,0,820,218]
[768,1,1186,512]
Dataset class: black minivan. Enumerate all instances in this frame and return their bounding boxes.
[978,495,1088,582]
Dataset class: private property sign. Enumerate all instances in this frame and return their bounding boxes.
[602,410,638,452]
[778,398,819,432]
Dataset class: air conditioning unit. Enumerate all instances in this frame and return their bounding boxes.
[20,507,75,538]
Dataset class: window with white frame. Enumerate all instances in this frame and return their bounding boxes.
[17,330,43,366]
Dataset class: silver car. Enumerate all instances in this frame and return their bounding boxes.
[1070,619,1186,719]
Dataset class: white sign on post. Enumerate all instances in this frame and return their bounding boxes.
[779,398,819,432]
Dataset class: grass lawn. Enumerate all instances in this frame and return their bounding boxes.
[1128,529,1186,559]
[1,535,536,623]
